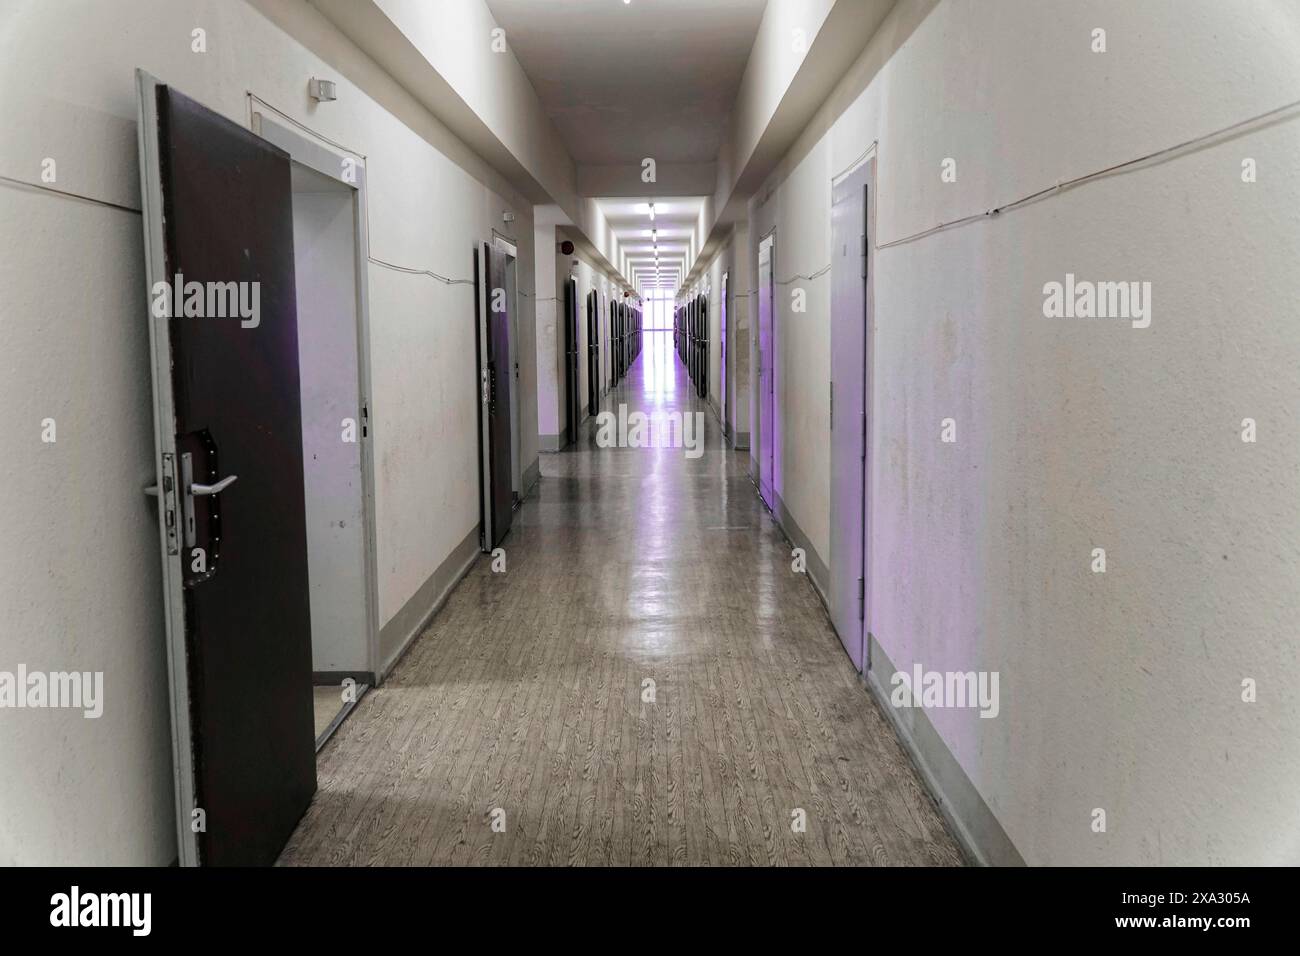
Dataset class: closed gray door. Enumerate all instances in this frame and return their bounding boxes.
[757,235,775,505]
[828,161,873,671]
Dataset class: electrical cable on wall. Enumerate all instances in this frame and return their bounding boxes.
[711,95,1300,297]
[16,89,1293,303]
[247,92,362,160]
[367,255,474,286]
[875,93,1300,250]
[248,91,481,291]
[0,172,141,215]
[1,158,496,293]
[728,263,833,298]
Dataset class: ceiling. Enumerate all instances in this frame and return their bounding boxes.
[595,196,704,293]
[484,0,768,166]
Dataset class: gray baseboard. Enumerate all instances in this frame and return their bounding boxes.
[772,490,830,610]
[745,463,1020,867]
[523,457,540,496]
[312,670,375,686]
[864,634,1026,867]
[377,524,480,681]
[539,433,562,453]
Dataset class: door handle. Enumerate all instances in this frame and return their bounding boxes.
[191,474,238,496]
[164,448,232,563]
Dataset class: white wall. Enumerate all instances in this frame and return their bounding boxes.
[730,222,752,444]
[716,0,837,223]
[0,0,537,864]
[750,0,1300,864]
[532,223,561,442]
[342,0,634,285]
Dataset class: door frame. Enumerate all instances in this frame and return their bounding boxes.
[252,109,381,684]
[137,69,202,867]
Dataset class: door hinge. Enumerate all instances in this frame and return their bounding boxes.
[361,400,369,439]
[829,382,834,430]
[861,412,867,461]
[857,576,865,620]
[861,233,868,279]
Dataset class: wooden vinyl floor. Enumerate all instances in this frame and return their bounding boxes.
[279,332,964,866]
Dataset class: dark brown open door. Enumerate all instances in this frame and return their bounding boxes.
[475,242,513,548]
[699,296,709,399]
[586,291,599,414]
[137,71,316,866]
[720,274,728,432]
[563,277,580,443]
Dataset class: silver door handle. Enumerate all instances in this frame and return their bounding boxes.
[191,475,238,496]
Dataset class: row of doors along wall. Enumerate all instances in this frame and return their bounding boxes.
[137,71,383,866]
[608,299,616,390]
[626,303,641,372]
[607,298,640,387]
[614,300,624,382]
[673,294,708,400]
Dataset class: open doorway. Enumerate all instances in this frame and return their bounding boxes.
[262,115,380,750]
[493,234,521,503]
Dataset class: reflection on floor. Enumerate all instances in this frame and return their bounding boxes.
[280,331,964,866]
[313,683,366,751]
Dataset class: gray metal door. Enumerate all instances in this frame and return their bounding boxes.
[828,159,874,671]
[757,234,775,506]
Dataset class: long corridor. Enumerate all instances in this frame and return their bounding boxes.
[279,332,962,866]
